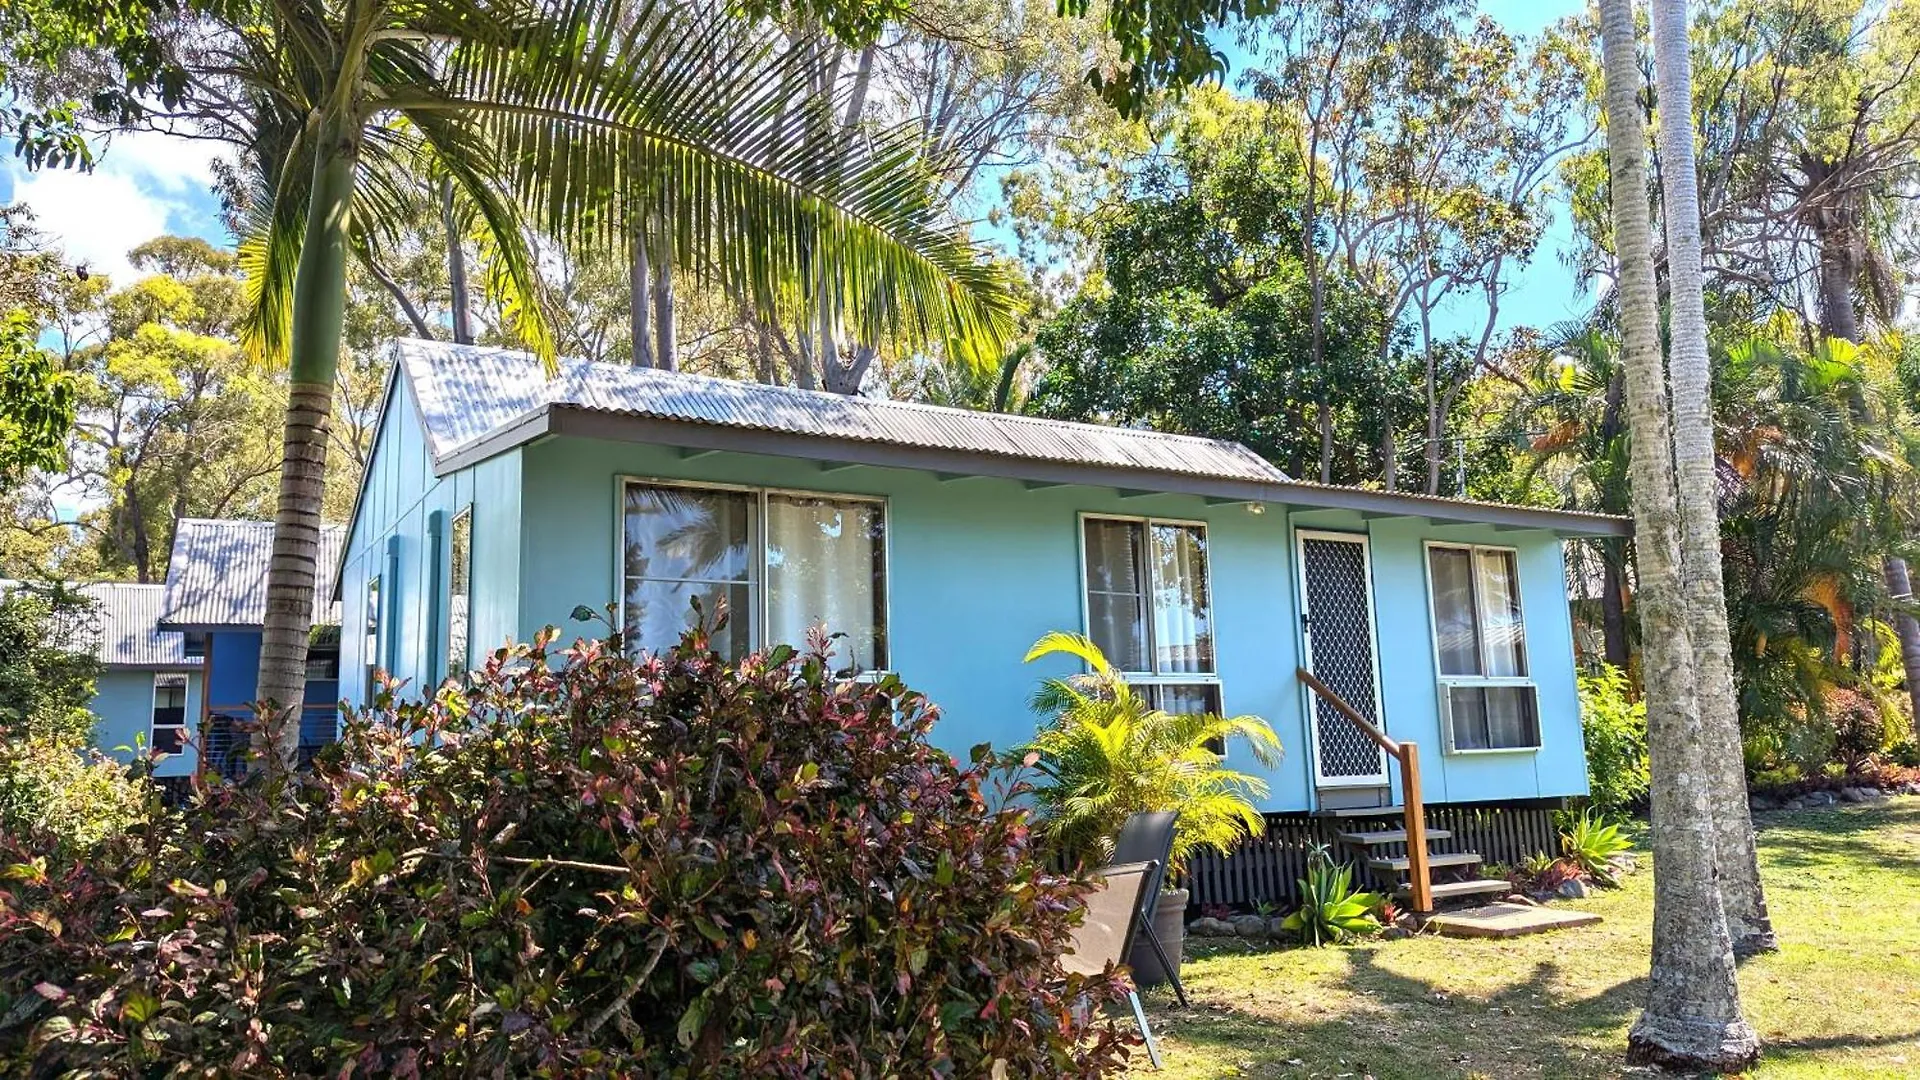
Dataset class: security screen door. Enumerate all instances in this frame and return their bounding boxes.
[1297,530,1391,787]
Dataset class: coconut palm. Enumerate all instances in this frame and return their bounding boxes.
[1646,0,1774,955]
[1597,0,1759,1070]
[1018,631,1282,874]
[195,0,1021,760]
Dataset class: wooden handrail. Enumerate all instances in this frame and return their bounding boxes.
[1295,667,1399,754]
[1296,667,1434,914]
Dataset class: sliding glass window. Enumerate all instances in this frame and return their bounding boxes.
[620,480,887,671]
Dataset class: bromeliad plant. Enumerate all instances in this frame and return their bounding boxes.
[1019,631,1283,876]
[1559,807,1634,886]
[1281,844,1384,946]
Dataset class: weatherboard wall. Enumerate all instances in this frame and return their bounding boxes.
[91,667,203,779]
[338,374,523,704]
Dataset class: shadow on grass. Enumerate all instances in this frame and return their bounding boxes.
[1756,801,1920,875]
[1146,947,1647,1080]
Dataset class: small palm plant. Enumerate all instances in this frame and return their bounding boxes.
[1019,631,1283,876]
[1280,843,1384,946]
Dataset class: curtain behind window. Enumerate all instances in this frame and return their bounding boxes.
[1151,523,1213,673]
[1476,549,1527,677]
[766,494,886,671]
[1427,546,1481,676]
[1083,519,1148,671]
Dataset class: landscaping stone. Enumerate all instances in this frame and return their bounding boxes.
[1266,917,1290,938]
[1784,798,1807,810]
[1840,786,1869,803]
[1502,894,1539,907]
[1381,925,1411,941]
[1805,790,1837,807]
[1904,781,1920,796]
[1609,852,1638,875]
[1230,915,1269,939]
[1188,917,1232,938]
[1557,878,1590,900]
[1749,794,1777,812]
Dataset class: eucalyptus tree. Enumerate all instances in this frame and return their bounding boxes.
[1648,0,1775,955]
[1597,0,1758,1071]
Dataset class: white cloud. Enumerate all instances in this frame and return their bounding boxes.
[1,129,232,287]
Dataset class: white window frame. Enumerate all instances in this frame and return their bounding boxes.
[1421,540,1541,754]
[364,574,383,703]
[614,475,892,674]
[1076,512,1223,712]
[150,672,190,756]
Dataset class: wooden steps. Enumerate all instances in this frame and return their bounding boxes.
[1338,828,1452,844]
[1368,851,1481,873]
[1400,878,1512,902]
[1312,804,1406,819]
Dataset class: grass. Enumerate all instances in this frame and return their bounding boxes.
[1134,797,1920,1079]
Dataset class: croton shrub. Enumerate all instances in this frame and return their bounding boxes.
[0,624,1133,1077]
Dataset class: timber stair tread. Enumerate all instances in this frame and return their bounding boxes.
[1311,805,1406,818]
[1369,851,1481,873]
[1399,878,1511,901]
[1338,828,1453,845]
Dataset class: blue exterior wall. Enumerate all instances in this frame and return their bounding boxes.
[91,667,203,778]
[337,396,1592,811]
[203,631,339,747]
[338,374,523,704]
[1287,509,1589,804]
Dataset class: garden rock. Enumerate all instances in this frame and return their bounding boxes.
[1784,798,1806,810]
[1904,781,1920,796]
[1557,878,1590,900]
[1840,787,1869,803]
[1267,916,1290,938]
[1381,926,1411,941]
[1749,794,1776,812]
[1189,917,1232,938]
[1231,915,1270,938]
[1609,852,1638,876]
[1804,790,1837,807]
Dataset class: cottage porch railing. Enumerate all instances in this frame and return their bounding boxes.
[1294,667,1434,913]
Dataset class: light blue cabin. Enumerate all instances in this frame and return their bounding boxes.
[78,583,204,779]
[338,340,1628,842]
[156,518,347,771]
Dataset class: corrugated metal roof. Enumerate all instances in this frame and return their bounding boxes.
[160,518,347,629]
[396,339,1288,485]
[83,583,201,668]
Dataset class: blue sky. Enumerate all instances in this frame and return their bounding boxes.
[0,0,1588,326]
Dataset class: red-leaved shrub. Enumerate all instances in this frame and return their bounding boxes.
[0,624,1133,1077]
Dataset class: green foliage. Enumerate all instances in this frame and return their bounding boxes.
[0,625,1135,1075]
[0,310,73,479]
[1557,808,1631,887]
[1279,845,1382,947]
[1577,664,1648,816]
[0,585,143,851]
[1028,90,1411,484]
[0,738,145,850]
[1020,631,1282,876]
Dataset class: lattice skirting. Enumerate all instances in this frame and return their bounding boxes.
[1181,802,1564,912]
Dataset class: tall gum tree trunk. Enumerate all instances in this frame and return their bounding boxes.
[1648,0,1776,955]
[441,178,472,345]
[651,228,677,372]
[1600,0,1760,1071]
[630,227,654,367]
[256,112,359,767]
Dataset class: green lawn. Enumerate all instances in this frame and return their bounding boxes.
[1136,797,1920,1079]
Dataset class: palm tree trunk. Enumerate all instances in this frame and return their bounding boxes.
[441,178,472,345]
[256,112,359,768]
[1648,0,1775,957]
[630,227,654,367]
[1600,0,1759,1070]
[1884,557,1920,740]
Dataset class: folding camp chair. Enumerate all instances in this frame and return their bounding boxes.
[1062,859,1164,1069]
[1112,811,1189,1008]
